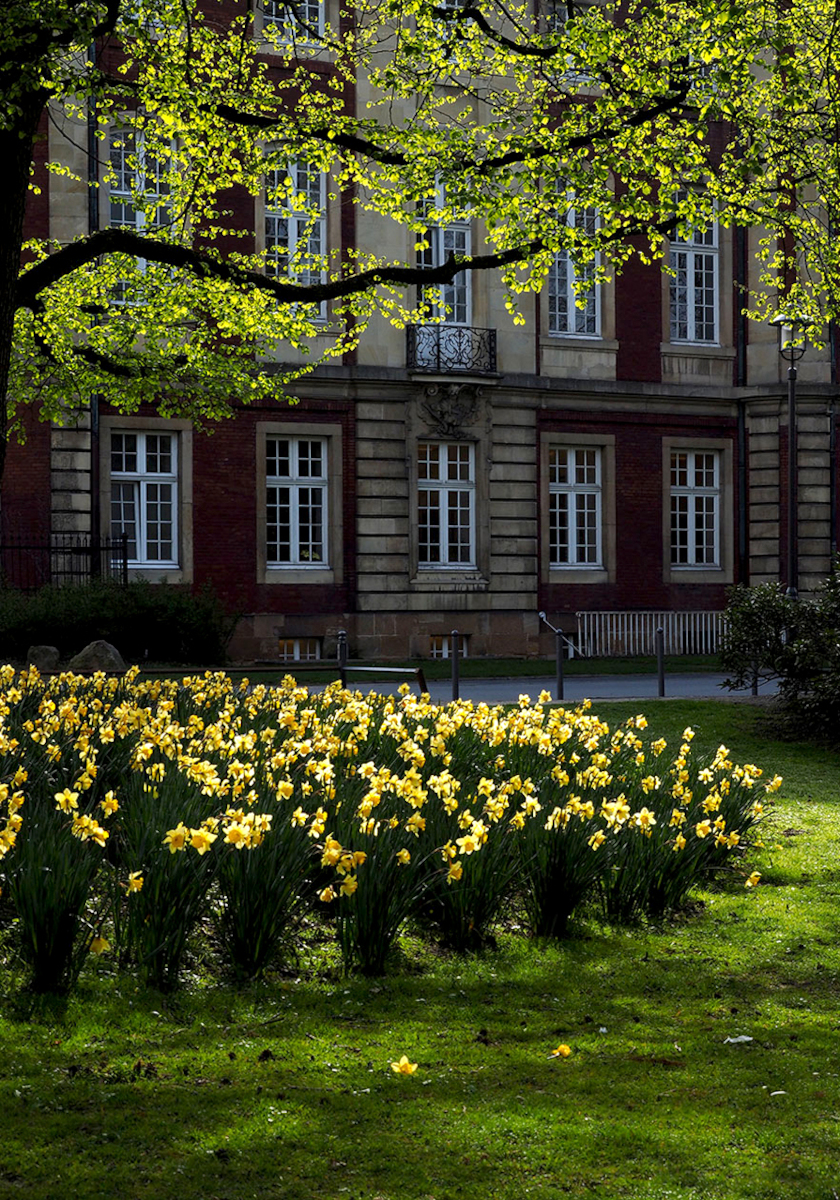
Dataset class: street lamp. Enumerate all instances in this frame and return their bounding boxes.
[770,314,812,600]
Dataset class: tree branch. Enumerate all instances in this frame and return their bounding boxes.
[207,79,691,177]
[16,226,546,309]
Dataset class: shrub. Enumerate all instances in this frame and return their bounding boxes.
[0,579,234,665]
[721,567,840,740]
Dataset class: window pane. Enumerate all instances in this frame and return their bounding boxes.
[298,486,324,563]
[550,493,569,564]
[267,485,291,563]
[267,438,291,479]
[419,489,441,563]
[111,432,137,475]
[144,482,173,561]
[111,482,138,561]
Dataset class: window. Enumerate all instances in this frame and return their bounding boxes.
[266,436,329,568]
[417,442,475,568]
[278,637,322,662]
[110,431,178,567]
[670,449,720,567]
[549,446,602,567]
[108,128,170,299]
[417,184,471,326]
[262,0,324,41]
[670,209,718,344]
[548,205,599,336]
[265,159,326,316]
[429,634,468,659]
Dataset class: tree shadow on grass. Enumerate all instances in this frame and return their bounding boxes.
[1,917,839,1200]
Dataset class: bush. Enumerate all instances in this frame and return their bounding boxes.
[721,567,840,740]
[0,579,234,665]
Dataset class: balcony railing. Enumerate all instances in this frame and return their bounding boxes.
[407,324,497,374]
[0,534,129,592]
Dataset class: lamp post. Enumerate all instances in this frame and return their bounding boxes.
[770,314,811,600]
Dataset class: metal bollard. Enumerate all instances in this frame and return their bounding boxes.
[656,627,665,697]
[451,629,460,701]
[337,629,347,689]
[555,628,564,703]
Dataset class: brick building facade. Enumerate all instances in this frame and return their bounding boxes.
[3,2,839,663]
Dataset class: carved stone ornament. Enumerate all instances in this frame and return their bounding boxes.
[420,383,483,439]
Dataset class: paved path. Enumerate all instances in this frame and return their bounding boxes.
[338,672,775,705]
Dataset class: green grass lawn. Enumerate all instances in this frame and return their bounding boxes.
[1,700,838,1200]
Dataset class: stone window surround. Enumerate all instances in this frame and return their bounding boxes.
[256,419,344,586]
[99,414,193,584]
[661,435,734,585]
[540,430,616,586]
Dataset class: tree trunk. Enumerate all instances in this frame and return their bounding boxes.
[0,91,45,491]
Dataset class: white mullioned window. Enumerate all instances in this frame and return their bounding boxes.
[418,442,476,568]
[669,206,718,344]
[108,127,170,298]
[110,431,178,567]
[278,637,322,661]
[549,446,602,567]
[265,159,326,315]
[548,204,599,336]
[670,449,720,567]
[266,436,329,567]
[417,183,472,326]
[263,0,324,40]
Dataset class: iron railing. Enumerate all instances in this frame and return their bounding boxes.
[576,609,725,657]
[406,324,497,373]
[0,534,129,592]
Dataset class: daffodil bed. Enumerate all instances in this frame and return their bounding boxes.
[1,697,838,1200]
[0,666,781,992]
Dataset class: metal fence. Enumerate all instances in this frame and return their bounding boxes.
[576,609,725,657]
[0,534,129,592]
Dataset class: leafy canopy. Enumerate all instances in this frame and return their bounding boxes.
[6,0,840,435]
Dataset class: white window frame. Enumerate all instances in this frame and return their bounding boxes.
[548,203,600,337]
[548,445,602,568]
[669,448,721,569]
[257,422,343,586]
[278,637,322,662]
[262,0,324,42]
[429,634,468,659]
[417,441,476,570]
[266,435,330,569]
[417,182,472,327]
[265,158,327,320]
[669,208,719,345]
[110,430,179,569]
[107,126,171,299]
[541,432,615,586]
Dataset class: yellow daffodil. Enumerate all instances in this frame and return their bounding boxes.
[54,788,79,813]
[390,1055,418,1075]
[745,871,761,889]
[164,823,189,853]
[550,1044,572,1058]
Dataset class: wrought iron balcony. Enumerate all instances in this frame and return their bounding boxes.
[406,324,497,374]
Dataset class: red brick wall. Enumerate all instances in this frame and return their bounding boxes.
[2,408,52,541]
[537,409,738,616]
[615,252,663,383]
[189,398,356,618]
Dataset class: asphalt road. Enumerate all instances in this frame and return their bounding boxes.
[337,672,776,705]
